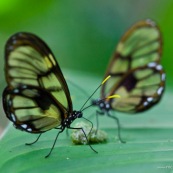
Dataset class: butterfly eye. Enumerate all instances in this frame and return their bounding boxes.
[105,104,110,109]
[100,102,104,108]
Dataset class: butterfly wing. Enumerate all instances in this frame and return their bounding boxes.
[5,32,72,112]
[3,32,72,132]
[108,63,165,113]
[101,19,162,98]
[3,85,65,133]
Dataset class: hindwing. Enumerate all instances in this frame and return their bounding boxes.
[3,32,73,132]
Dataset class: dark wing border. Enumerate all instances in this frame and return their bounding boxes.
[5,32,73,113]
[101,19,162,98]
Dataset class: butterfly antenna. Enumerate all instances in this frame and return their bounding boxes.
[67,78,90,97]
[81,94,121,112]
[80,75,111,111]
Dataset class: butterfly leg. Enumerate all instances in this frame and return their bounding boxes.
[25,134,42,145]
[95,110,104,134]
[107,112,126,143]
[68,126,98,154]
[66,129,69,136]
[82,117,94,139]
[55,127,69,136]
[45,128,64,158]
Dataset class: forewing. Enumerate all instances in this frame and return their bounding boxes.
[109,63,165,113]
[3,85,66,133]
[101,19,162,98]
[5,32,72,112]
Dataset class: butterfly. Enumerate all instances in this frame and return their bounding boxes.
[92,19,166,143]
[2,32,114,158]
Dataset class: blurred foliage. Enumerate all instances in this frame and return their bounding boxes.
[0,1,173,171]
[0,72,173,173]
[0,0,173,87]
[0,0,173,139]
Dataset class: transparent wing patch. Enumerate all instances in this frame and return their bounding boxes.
[102,19,162,98]
[109,63,165,113]
[5,32,72,113]
[3,85,65,133]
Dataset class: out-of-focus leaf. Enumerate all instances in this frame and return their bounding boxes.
[0,70,172,173]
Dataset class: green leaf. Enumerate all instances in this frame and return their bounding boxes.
[0,70,172,173]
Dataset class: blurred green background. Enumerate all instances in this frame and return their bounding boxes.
[0,0,173,85]
[0,1,173,172]
[0,0,173,129]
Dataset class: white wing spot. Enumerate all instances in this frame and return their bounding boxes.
[27,128,32,132]
[157,87,163,95]
[148,62,156,68]
[13,89,19,93]
[21,124,27,129]
[156,65,162,71]
[143,102,148,106]
[8,100,12,106]
[11,113,16,122]
[161,73,166,81]
[147,97,153,102]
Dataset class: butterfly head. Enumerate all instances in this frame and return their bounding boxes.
[92,99,111,111]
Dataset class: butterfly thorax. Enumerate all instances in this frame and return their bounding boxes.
[92,99,111,112]
[62,111,83,127]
